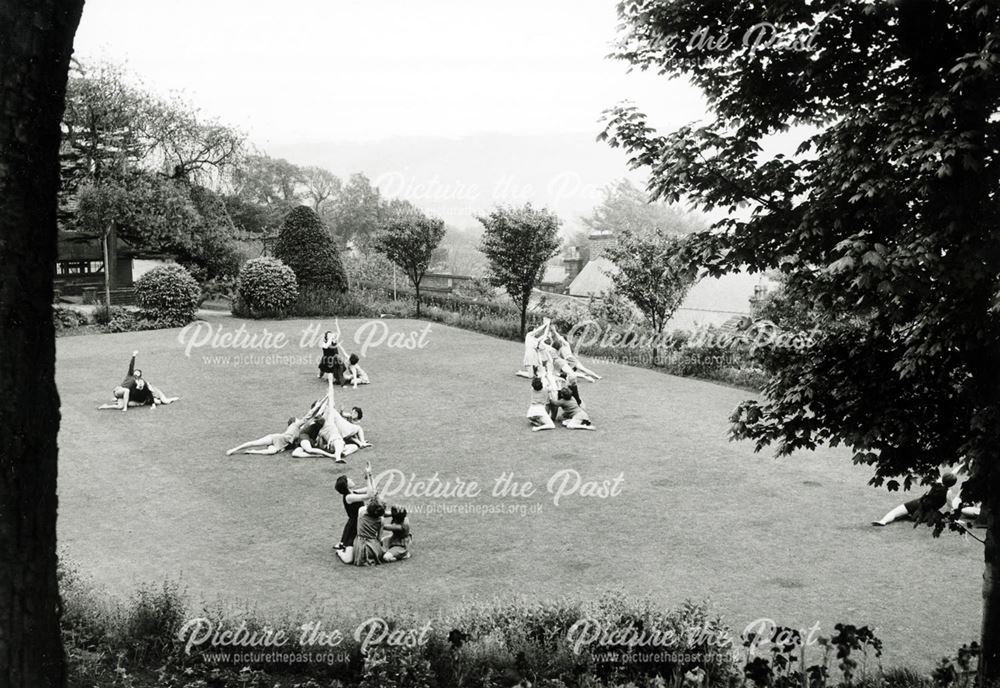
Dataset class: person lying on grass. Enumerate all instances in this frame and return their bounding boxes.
[516,318,552,378]
[334,474,370,564]
[550,326,601,381]
[98,350,179,412]
[872,473,958,526]
[225,398,325,455]
[343,353,370,388]
[291,379,371,462]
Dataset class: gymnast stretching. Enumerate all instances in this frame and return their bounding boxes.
[98,350,179,412]
[225,397,326,455]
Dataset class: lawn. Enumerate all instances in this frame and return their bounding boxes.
[56,314,981,669]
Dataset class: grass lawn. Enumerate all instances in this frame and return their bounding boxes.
[56,314,981,669]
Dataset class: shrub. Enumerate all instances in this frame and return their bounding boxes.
[274,205,348,292]
[94,304,131,325]
[234,256,299,318]
[53,306,93,331]
[133,264,201,327]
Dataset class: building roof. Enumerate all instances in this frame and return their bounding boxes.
[57,230,141,261]
[567,257,616,297]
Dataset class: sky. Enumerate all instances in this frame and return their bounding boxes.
[73,0,710,147]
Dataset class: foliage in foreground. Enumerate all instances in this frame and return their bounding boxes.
[60,560,979,688]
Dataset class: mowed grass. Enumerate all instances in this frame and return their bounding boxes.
[56,315,981,668]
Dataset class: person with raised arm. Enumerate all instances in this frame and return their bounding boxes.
[526,361,558,432]
[516,318,551,378]
[226,398,325,455]
[98,350,179,412]
[334,474,370,563]
[352,460,387,566]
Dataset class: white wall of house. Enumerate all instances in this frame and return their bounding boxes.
[132,259,176,281]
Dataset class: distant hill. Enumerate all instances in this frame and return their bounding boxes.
[269,132,644,234]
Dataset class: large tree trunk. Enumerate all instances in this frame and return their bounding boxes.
[414,280,421,318]
[982,491,1000,686]
[0,2,85,687]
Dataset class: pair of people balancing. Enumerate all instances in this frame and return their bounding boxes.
[526,358,595,431]
[98,350,179,412]
[516,318,600,381]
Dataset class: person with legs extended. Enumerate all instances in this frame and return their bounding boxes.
[552,386,596,431]
[872,473,958,526]
[551,327,600,381]
[226,398,325,456]
[99,350,179,411]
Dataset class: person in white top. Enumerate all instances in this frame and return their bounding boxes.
[516,318,552,378]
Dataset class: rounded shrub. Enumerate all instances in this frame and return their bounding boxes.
[234,257,299,318]
[133,264,201,327]
[273,205,348,292]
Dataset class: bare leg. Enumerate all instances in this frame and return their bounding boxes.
[336,546,354,564]
[227,434,282,455]
[574,363,601,380]
[872,504,909,526]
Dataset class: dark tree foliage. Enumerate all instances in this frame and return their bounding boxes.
[602,0,1000,678]
[375,211,447,317]
[478,204,562,338]
[273,205,348,292]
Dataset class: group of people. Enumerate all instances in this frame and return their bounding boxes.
[318,328,369,388]
[333,462,412,566]
[98,350,179,411]
[225,378,371,462]
[520,318,600,431]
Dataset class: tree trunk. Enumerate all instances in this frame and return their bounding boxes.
[102,224,112,310]
[0,2,84,687]
[519,301,527,339]
[414,280,421,318]
[981,491,1000,686]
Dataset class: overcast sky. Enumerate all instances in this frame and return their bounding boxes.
[73,0,709,147]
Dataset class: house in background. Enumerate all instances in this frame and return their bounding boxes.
[55,227,173,304]
[560,227,775,329]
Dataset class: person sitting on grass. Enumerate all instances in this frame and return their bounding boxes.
[551,327,601,381]
[526,364,558,432]
[872,473,958,526]
[353,461,387,566]
[516,318,551,378]
[99,350,179,412]
[334,474,370,564]
[552,386,596,431]
[382,505,412,562]
[98,376,155,412]
[343,353,370,388]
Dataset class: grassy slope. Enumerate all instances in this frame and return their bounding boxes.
[56,315,981,668]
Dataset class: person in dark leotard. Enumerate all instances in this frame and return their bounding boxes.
[318,330,347,385]
[872,473,958,525]
[335,474,370,563]
[99,350,179,412]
